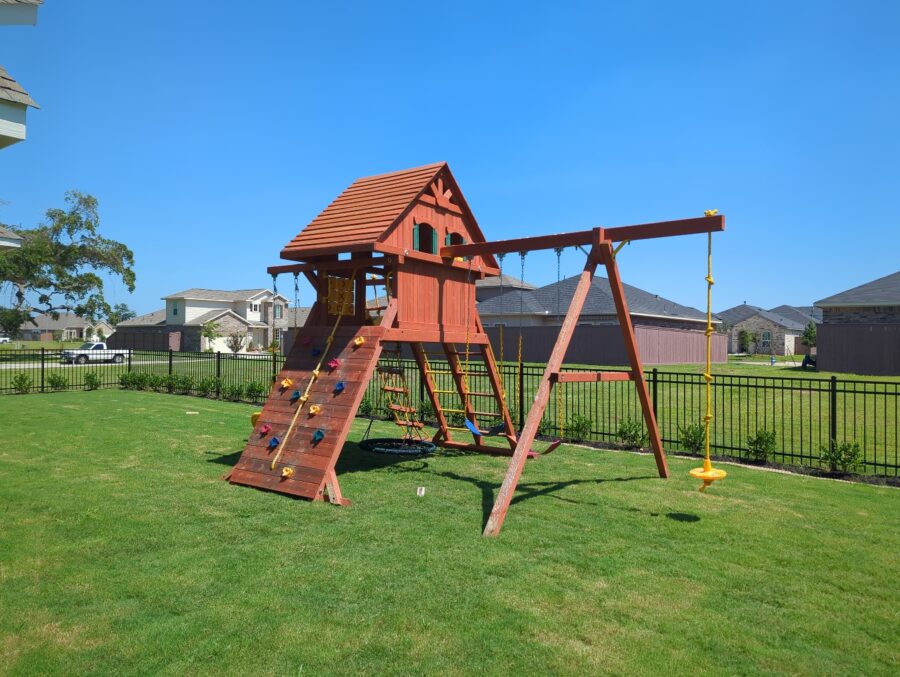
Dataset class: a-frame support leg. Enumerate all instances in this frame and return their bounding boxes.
[324,468,351,506]
[598,243,669,478]
[483,250,600,537]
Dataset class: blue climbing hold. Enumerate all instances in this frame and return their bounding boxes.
[312,429,325,444]
[268,436,280,450]
[311,348,322,357]
[291,390,301,401]
[334,381,346,393]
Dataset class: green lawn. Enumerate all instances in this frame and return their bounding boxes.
[1,390,898,675]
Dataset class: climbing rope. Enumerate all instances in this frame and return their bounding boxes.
[270,269,358,470]
[690,215,727,491]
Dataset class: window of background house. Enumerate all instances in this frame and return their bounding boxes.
[761,330,771,349]
[172,304,178,317]
[413,222,437,254]
[274,304,282,319]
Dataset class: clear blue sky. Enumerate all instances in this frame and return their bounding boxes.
[1,1,898,316]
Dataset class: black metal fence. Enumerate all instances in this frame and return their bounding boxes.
[1,349,897,476]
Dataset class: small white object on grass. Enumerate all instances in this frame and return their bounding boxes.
[417,486,425,497]
[186,411,199,415]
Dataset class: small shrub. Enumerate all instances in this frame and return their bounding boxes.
[84,371,101,391]
[47,372,69,391]
[174,374,195,395]
[537,417,555,437]
[11,372,33,394]
[447,411,467,428]
[417,399,435,423]
[616,418,646,448]
[245,381,267,402]
[147,374,167,392]
[566,414,593,443]
[196,376,220,398]
[820,440,862,473]
[358,396,374,417]
[679,423,706,454]
[118,372,134,389]
[746,430,776,463]
[132,372,150,390]
[223,383,244,402]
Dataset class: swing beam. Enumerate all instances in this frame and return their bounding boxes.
[441,215,726,537]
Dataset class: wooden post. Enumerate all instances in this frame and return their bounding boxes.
[483,248,600,537]
[597,242,669,478]
[475,316,517,449]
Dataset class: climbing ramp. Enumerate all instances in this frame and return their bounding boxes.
[226,322,387,503]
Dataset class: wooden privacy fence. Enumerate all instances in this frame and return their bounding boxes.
[0,348,896,476]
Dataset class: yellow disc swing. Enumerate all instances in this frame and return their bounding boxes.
[689,215,727,491]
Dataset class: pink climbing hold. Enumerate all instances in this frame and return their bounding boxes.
[259,424,272,436]
[327,358,341,370]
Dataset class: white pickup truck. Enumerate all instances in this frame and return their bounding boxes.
[61,342,131,365]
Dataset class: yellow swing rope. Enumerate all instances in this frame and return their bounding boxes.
[690,219,727,491]
[271,269,358,470]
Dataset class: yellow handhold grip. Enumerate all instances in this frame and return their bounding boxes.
[308,404,321,415]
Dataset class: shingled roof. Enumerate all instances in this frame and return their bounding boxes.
[478,276,715,324]
[280,162,498,267]
[815,271,900,307]
[716,303,805,331]
[0,64,38,108]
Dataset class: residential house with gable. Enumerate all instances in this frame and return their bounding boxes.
[110,288,290,352]
[716,303,809,355]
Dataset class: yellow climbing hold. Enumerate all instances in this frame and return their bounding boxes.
[353,336,365,347]
[281,378,293,389]
[309,404,322,415]
[704,209,718,217]
[250,411,261,427]
[281,467,294,478]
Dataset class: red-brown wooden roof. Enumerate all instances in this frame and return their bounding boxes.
[281,162,446,258]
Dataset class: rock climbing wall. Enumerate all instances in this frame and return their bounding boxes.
[227,323,387,500]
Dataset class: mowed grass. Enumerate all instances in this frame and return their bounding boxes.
[1,390,899,675]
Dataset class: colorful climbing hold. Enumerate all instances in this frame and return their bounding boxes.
[309,404,322,415]
[312,429,325,444]
[353,336,365,347]
[280,378,293,389]
[268,436,280,450]
[311,348,322,357]
[291,390,301,401]
[250,411,261,427]
[327,358,341,370]
[259,424,272,436]
[303,337,312,346]
[281,467,294,478]
[334,381,346,393]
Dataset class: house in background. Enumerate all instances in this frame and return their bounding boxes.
[19,312,113,342]
[478,275,726,365]
[815,270,900,375]
[110,288,290,352]
[1,1,41,150]
[716,303,809,355]
[0,224,22,249]
[474,274,534,303]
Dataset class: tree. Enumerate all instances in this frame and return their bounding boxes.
[106,303,136,326]
[801,321,817,350]
[0,191,135,337]
[201,321,220,350]
[0,308,32,338]
[738,330,758,354]
[225,332,245,353]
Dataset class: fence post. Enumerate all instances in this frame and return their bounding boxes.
[215,351,222,398]
[168,349,173,376]
[271,349,277,382]
[830,375,838,450]
[651,368,658,419]
[41,347,45,392]
[127,348,132,372]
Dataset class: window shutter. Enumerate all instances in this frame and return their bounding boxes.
[431,228,438,254]
[413,223,420,251]
[445,232,451,246]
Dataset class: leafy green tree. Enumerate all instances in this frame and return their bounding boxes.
[0,191,135,337]
[107,303,136,326]
[801,321,817,349]
[738,330,758,353]
[201,321,220,350]
[0,307,32,338]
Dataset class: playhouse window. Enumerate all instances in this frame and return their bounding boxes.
[413,222,437,254]
[445,232,465,247]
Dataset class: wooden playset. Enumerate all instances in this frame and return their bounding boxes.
[226,162,726,535]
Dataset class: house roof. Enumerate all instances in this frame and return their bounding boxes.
[28,312,108,331]
[161,288,287,303]
[280,162,499,268]
[768,305,821,326]
[716,303,805,331]
[0,1,44,5]
[0,64,38,108]
[478,276,714,324]
[815,270,900,308]
[475,274,535,290]
[0,224,23,244]
[118,309,167,327]
[185,308,266,328]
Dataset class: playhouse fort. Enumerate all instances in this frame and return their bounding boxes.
[226,162,725,535]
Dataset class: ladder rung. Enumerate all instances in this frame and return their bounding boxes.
[377,366,405,375]
[393,420,424,428]
[433,389,497,397]
[442,409,500,418]
[388,404,416,413]
[427,370,455,375]
[382,386,408,394]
